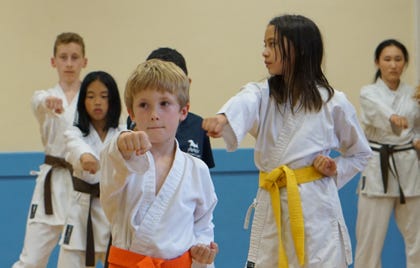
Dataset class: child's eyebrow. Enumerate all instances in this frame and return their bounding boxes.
[264,37,277,44]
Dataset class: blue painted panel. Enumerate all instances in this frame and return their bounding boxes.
[2,177,36,267]
[0,150,406,267]
[0,152,60,267]
[0,152,44,176]
[212,171,258,267]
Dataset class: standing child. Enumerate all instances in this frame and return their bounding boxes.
[202,14,372,268]
[100,59,218,268]
[14,32,87,268]
[57,71,122,267]
[354,39,420,268]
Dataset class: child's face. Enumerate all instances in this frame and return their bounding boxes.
[51,42,87,84]
[85,80,109,124]
[376,45,406,86]
[262,25,283,76]
[129,88,188,145]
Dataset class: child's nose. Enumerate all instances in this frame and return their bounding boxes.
[150,109,160,121]
[262,48,269,57]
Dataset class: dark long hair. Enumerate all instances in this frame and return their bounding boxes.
[267,14,333,113]
[374,39,409,82]
[75,71,122,136]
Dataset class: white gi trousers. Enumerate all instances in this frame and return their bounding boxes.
[245,187,348,268]
[355,194,420,268]
[57,248,106,268]
[13,222,62,268]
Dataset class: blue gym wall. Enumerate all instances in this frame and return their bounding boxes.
[0,150,405,267]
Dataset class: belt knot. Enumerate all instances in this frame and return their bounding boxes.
[259,164,323,267]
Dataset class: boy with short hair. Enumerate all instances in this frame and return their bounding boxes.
[127,47,215,169]
[100,59,218,267]
[13,32,87,268]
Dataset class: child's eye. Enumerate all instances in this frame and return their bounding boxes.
[139,102,147,108]
[161,101,170,107]
[264,41,277,49]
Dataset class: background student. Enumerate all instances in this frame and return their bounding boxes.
[202,14,371,267]
[355,39,420,268]
[58,71,122,267]
[13,32,87,268]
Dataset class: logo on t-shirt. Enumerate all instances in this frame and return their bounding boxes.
[187,139,200,157]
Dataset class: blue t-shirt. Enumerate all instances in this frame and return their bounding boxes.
[126,112,215,168]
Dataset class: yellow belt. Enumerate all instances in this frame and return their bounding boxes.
[259,165,324,268]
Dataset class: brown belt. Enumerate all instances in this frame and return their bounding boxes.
[43,155,72,215]
[72,176,100,267]
[369,141,414,204]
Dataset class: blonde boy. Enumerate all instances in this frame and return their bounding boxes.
[14,32,87,268]
[100,59,218,268]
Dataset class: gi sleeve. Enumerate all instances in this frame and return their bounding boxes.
[333,92,372,188]
[218,83,262,151]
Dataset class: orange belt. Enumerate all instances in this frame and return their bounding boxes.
[107,246,192,268]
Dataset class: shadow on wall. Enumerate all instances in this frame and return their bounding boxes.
[0,150,405,267]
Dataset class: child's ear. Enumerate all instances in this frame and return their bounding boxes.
[82,57,88,68]
[51,57,56,68]
[179,103,190,121]
[127,108,134,120]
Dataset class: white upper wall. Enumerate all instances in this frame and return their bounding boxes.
[416,0,420,85]
[0,0,416,151]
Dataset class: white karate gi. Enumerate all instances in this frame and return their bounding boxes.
[355,79,420,268]
[14,84,78,268]
[56,124,120,267]
[217,81,371,268]
[100,133,218,268]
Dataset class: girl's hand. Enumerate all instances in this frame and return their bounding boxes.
[413,139,420,151]
[80,153,99,174]
[190,242,218,264]
[414,86,420,104]
[117,131,152,160]
[389,114,408,136]
[390,114,408,130]
[202,114,228,138]
[313,154,337,177]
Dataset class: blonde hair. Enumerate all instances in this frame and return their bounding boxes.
[54,32,85,56]
[125,59,190,111]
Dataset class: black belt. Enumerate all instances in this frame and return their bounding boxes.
[369,141,414,204]
[72,176,100,267]
[43,155,73,215]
